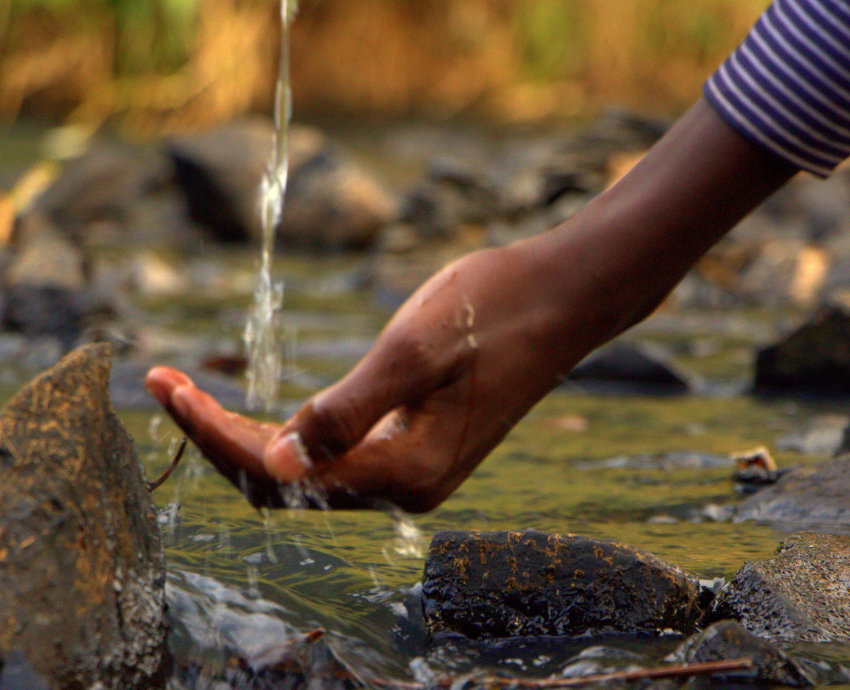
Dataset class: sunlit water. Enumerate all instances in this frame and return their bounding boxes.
[118,253,850,688]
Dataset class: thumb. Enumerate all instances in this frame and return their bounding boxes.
[263,334,443,479]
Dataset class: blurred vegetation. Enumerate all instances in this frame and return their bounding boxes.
[0,0,769,137]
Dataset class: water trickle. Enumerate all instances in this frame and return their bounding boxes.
[244,0,298,411]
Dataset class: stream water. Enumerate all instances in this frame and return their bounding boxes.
[243,0,295,411]
[114,250,850,688]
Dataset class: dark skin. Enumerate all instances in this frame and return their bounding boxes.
[146,97,799,513]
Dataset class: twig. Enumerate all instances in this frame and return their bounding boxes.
[365,658,753,690]
[146,437,187,492]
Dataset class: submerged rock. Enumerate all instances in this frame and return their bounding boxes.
[421,530,701,640]
[668,620,813,687]
[708,533,850,643]
[0,343,168,689]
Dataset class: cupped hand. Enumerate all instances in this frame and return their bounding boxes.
[146,242,572,513]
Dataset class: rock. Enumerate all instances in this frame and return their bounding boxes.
[734,454,850,525]
[708,533,850,643]
[668,620,813,687]
[0,213,115,349]
[739,239,829,308]
[26,138,185,248]
[167,118,395,251]
[754,304,850,393]
[5,213,87,289]
[776,413,850,456]
[0,343,168,689]
[421,530,702,640]
[280,145,396,251]
[399,159,498,240]
[565,340,696,394]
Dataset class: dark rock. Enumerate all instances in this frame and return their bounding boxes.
[167,118,394,251]
[734,454,850,525]
[708,533,850,643]
[421,530,702,640]
[668,620,813,687]
[0,343,168,689]
[565,341,696,394]
[754,304,850,393]
[399,159,497,239]
[166,118,275,244]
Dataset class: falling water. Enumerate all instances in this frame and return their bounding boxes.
[244,0,297,411]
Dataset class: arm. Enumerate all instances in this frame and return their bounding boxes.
[146,97,798,512]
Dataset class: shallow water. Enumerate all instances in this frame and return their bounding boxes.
[111,252,850,687]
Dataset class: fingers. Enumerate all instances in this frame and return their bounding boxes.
[145,367,309,506]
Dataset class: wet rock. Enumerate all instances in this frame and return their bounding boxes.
[708,533,850,643]
[565,341,696,394]
[166,118,279,244]
[733,454,850,525]
[668,620,813,687]
[421,530,702,640]
[167,118,395,251]
[0,343,168,689]
[754,304,850,393]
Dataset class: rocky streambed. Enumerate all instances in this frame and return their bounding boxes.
[3,114,850,688]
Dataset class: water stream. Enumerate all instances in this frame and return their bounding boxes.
[243,0,296,411]
[117,254,850,687]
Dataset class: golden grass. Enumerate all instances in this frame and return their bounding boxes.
[0,0,770,135]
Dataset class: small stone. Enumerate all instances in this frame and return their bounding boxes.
[668,620,813,687]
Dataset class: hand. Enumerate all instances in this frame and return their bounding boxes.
[146,97,797,513]
[146,243,570,512]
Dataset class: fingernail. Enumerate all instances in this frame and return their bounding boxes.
[266,431,313,473]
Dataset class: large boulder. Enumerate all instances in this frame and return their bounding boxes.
[709,533,850,643]
[421,530,702,640]
[0,343,168,689]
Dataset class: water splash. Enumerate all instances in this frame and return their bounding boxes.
[244,0,298,411]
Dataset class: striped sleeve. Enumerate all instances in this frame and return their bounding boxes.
[703,0,850,177]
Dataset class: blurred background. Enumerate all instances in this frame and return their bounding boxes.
[0,0,770,137]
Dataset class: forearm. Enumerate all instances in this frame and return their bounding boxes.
[521,97,799,375]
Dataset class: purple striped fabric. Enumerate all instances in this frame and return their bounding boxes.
[704,0,850,177]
